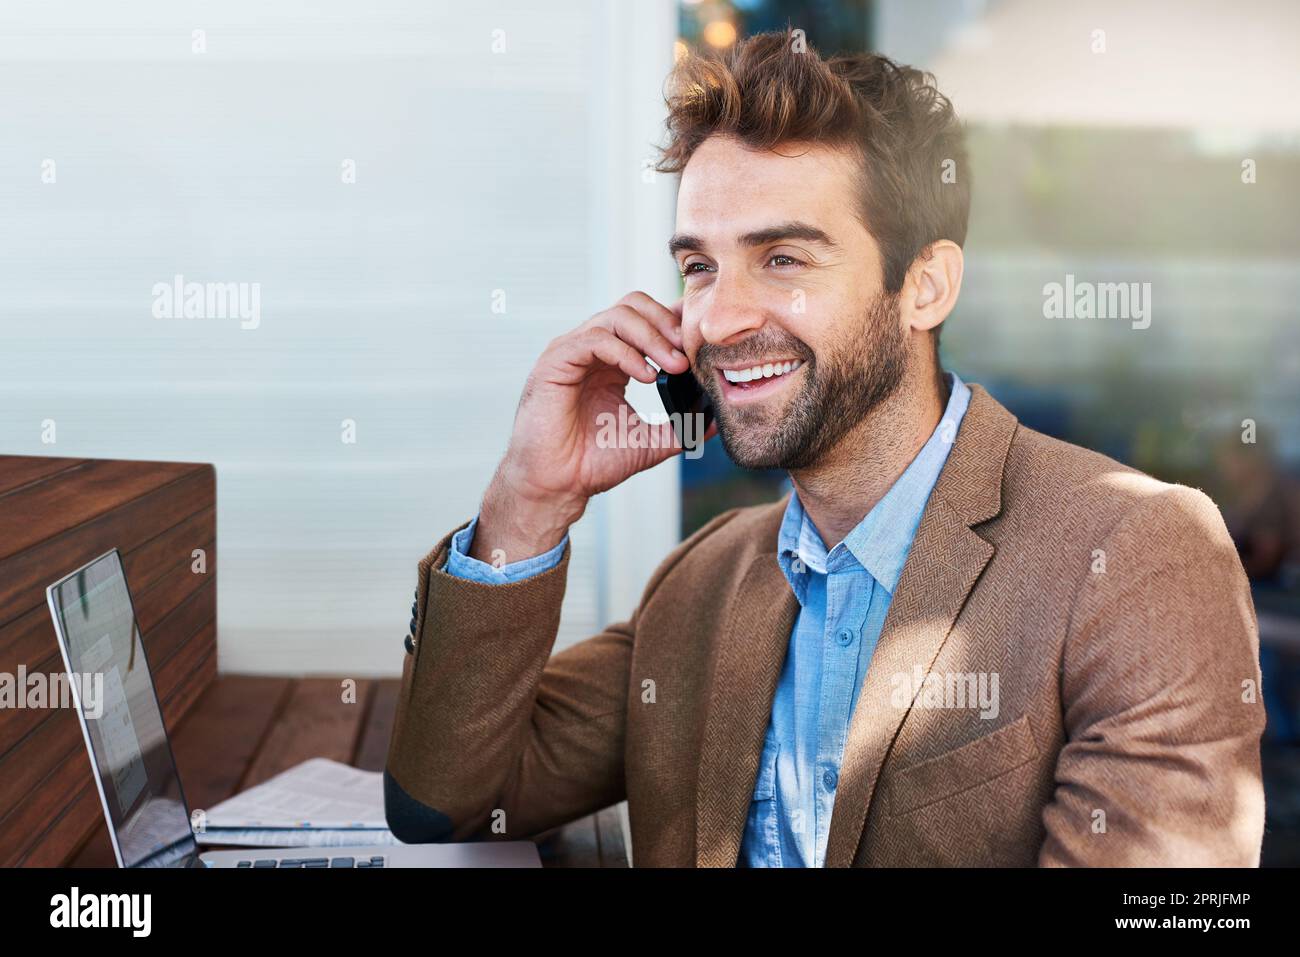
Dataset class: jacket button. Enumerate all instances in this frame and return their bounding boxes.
[404,634,415,655]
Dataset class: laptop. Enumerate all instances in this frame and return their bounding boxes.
[46,549,540,869]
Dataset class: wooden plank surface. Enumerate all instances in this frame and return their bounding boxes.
[241,678,372,788]
[353,680,399,772]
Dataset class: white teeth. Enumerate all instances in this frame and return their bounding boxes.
[722,359,803,384]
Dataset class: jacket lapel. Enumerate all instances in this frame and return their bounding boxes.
[691,384,1018,868]
[823,383,1018,867]
[695,545,799,867]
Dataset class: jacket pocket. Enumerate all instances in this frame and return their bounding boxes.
[885,713,1038,817]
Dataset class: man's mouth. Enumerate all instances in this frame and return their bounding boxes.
[716,358,805,403]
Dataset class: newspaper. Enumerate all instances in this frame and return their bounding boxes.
[193,757,400,848]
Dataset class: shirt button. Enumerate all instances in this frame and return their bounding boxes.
[823,768,838,791]
[836,628,854,647]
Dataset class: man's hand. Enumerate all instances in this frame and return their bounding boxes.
[470,291,702,565]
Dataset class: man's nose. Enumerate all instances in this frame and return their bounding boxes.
[697,271,766,347]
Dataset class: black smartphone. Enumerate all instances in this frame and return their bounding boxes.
[656,369,714,453]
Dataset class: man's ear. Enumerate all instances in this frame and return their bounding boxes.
[901,240,964,335]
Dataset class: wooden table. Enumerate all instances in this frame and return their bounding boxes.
[69,676,628,868]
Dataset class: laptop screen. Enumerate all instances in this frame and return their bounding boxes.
[48,551,197,867]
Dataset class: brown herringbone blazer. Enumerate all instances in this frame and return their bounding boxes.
[385,383,1266,866]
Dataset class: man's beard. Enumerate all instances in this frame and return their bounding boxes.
[698,289,909,471]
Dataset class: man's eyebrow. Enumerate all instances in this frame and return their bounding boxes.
[739,221,839,250]
[667,221,838,258]
[667,232,706,257]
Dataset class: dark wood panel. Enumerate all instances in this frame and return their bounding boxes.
[0,604,78,757]
[63,807,116,868]
[139,575,217,674]
[0,614,216,848]
[20,781,112,868]
[0,465,215,628]
[0,706,90,864]
[0,459,196,562]
[0,508,214,672]
[155,621,217,717]
[162,642,218,728]
[120,506,216,587]
[0,546,215,758]
[10,635,217,868]
[0,600,215,821]
[0,457,86,497]
[0,455,218,867]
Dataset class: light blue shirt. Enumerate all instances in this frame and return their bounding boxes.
[741,371,970,866]
[440,372,971,867]
[444,517,569,584]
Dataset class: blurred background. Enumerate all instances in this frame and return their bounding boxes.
[675,0,1300,867]
[1,0,1297,864]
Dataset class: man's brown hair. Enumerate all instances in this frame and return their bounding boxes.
[656,29,970,344]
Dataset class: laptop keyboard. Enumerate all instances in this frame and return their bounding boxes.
[235,855,386,868]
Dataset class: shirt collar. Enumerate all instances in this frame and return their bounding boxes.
[777,371,972,601]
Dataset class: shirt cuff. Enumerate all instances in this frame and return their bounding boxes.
[443,515,568,584]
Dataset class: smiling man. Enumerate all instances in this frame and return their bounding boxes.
[385,30,1265,867]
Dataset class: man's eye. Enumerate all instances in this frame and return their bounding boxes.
[681,262,714,277]
[769,254,804,269]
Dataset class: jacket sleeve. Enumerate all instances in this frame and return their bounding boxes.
[443,515,569,584]
[1038,484,1267,866]
[384,510,738,845]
